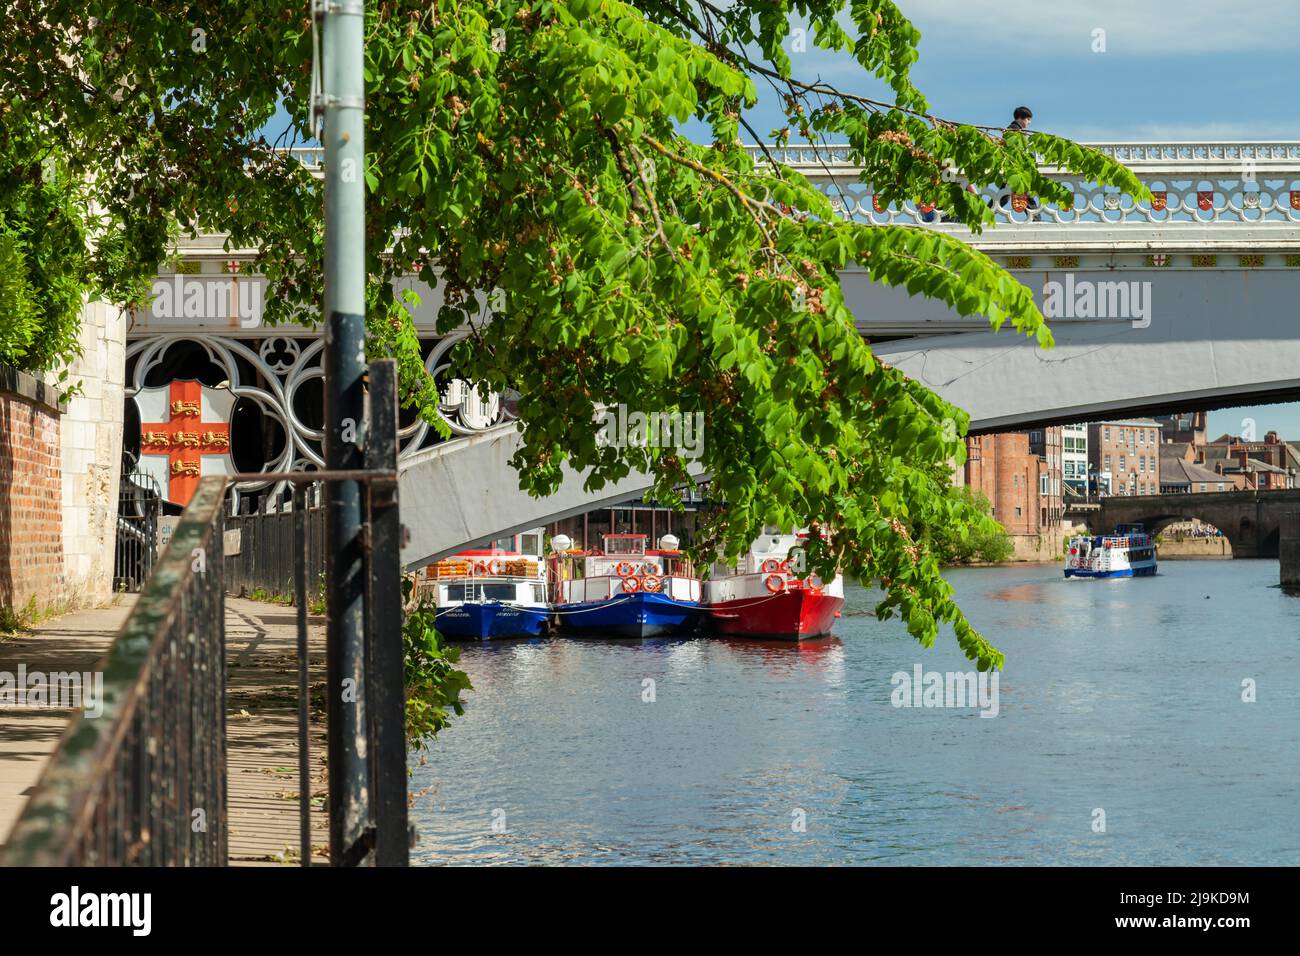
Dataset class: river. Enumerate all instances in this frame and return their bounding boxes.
[410,559,1300,865]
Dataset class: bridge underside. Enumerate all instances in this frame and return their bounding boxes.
[866,268,1300,432]
[398,426,705,570]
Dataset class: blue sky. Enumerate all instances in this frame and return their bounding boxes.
[732,0,1300,437]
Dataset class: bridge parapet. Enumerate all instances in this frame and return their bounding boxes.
[742,141,1300,245]
[248,142,1300,256]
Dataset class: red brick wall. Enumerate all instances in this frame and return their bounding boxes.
[0,391,63,610]
[964,433,1042,535]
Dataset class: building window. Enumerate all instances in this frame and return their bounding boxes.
[1199,483,1207,492]
[1217,483,1224,491]
[1119,456,1126,470]
[1040,474,1048,495]
[1104,427,1111,441]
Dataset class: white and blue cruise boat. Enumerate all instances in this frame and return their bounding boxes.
[420,529,550,639]
[1064,524,1157,578]
[551,532,703,638]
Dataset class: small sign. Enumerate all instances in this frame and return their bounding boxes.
[158,516,181,555]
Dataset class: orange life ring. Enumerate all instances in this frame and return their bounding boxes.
[615,561,635,577]
[642,574,662,593]
[488,558,503,575]
[760,558,781,574]
[621,575,642,593]
[764,574,785,593]
[640,562,658,576]
[807,574,824,594]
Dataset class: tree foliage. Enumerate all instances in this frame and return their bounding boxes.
[925,486,1014,566]
[0,127,88,374]
[1,0,1149,669]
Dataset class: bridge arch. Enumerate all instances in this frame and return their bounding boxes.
[1068,490,1300,560]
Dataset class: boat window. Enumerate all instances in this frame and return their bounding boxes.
[519,533,541,556]
[494,536,515,553]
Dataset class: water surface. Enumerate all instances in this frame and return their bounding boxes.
[411,560,1300,865]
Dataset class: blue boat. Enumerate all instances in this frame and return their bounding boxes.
[436,601,549,640]
[552,533,703,638]
[419,529,550,640]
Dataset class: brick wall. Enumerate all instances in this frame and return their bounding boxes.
[0,370,64,611]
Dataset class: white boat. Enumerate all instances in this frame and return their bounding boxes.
[1064,524,1157,578]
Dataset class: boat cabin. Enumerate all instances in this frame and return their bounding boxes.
[555,533,701,604]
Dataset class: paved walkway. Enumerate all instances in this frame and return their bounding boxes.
[225,597,329,866]
[0,600,137,842]
[0,596,329,865]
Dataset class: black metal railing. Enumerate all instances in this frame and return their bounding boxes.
[225,491,327,605]
[1,477,229,865]
[113,459,163,593]
[2,360,409,867]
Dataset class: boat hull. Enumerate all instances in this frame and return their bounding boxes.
[437,602,549,640]
[1064,564,1157,579]
[554,591,702,638]
[706,588,844,640]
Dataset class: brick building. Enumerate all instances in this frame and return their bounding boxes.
[1154,411,1207,449]
[1202,430,1299,488]
[1087,418,1162,496]
[1027,426,1064,527]
[964,431,1061,538]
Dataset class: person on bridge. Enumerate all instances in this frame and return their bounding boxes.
[996,106,1041,220]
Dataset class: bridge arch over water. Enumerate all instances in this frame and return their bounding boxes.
[1067,489,1300,559]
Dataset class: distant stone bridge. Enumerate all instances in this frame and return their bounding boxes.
[1066,489,1300,558]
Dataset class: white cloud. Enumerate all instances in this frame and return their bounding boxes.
[898,0,1300,54]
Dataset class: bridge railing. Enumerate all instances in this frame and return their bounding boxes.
[741,142,1300,229]
[1,479,230,865]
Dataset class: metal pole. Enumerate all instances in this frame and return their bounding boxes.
[365,360,409,865]
[294,485,311,867]
[320,0,370,865]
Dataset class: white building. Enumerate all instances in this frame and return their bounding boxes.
[1062,423,1088,493]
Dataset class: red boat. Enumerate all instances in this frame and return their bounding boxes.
[704,532,845,640]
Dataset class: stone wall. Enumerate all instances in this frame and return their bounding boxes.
[0,366,65,612]
[1157,536,1232,559]
[59,298,127,604]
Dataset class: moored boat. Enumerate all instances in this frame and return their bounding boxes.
[550,533,703,638]
[704,530,845,640]
[420,529,550,639]
[1064,523,1157,578]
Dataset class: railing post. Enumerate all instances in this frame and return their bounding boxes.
[365,359,409,865]
[320,0,371,864]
